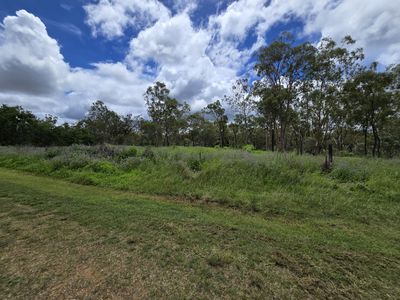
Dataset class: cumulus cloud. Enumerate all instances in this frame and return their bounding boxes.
[303,0,400,65]
[210,0,400,67]
[84,0,170,39]
[0,10,151,121]
[0,10,69,96]
[128,13,236,103]
[65,62,150,116]
[1,1,400,121]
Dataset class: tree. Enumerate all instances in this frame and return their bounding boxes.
[83,100,131,144]
[144,82,190,146]
[254,32,315,151]
[203,100,228,147]
[224,78,255,145]
[344,63,396,157]
[0,105,37,145]
[303,36,364,153]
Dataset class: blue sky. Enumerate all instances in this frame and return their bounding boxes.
[0,0,399,121]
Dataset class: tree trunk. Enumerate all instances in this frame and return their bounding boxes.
[271,128,275,152]
[363,127,368,156]
[279,123,285,152]
[372,124,380,157]
[328,144,333,164]
[300,136,304,155]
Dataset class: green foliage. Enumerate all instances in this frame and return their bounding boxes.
[86,160,118,174]
[242,144,256,152]
[1,146,399,225]
[119,146,138,159]
[330,162,369,182]
[45,148,62,159]
[142,146,155,160]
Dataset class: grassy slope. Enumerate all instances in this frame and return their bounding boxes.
[0,146,399,223]
[1,168,400,299]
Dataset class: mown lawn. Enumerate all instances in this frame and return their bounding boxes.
[1,168,399,299]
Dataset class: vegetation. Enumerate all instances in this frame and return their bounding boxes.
[0,145,399,219]
[1,34,399,157]
[1,147,399,298]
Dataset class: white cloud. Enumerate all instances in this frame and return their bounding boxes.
[0,10,151,121]
[128,13,237,103]
[211,0,400,66]
[84,0,170,39]
[303,0,400,65]
[2,1,400,121]
[65,62,150,116]
[0,10,69,96]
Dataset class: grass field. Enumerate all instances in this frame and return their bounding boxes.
[0,146,400,298]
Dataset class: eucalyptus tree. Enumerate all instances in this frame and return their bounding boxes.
[144,81,190,146]
[224,78,255,145]
[303,36,364,153]
[84,100,127,144]
[254,32,315,151]
[344,63,396,157]
[203,100,228,147]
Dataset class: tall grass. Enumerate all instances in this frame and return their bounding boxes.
[0,145,399,224]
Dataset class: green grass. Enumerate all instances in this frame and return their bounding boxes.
[0,145,399,222]
[0,146,399,298]
[1,168,399,299]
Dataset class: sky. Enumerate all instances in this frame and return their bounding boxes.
[0,0,400,122]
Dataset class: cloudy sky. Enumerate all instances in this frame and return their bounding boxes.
[0,0,399,122]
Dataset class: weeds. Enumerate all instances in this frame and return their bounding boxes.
[0,145,399,223]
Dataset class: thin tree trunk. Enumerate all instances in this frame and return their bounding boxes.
[271,128,275,152]
[363,127,368,156]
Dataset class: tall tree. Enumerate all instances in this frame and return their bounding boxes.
[344,63,396,157]
[303,36,364,153]
[224,78,255,145]
[144,82,190,146]
[203,100,228,147]
[254,32,314,151]
[83,100,131,144]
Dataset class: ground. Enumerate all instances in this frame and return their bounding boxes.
[1,167,399,299]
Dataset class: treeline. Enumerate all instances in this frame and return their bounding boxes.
[1,34,399,157]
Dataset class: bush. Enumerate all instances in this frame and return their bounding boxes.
[44,148,61,159]
[243,144,256,152]
[187,158,202,172]
[142,147,155,160]
[119,157,142,171]
[66,154,92,170]
[87,160,118,174]
[330,162,369,182]
[119,146,138,159]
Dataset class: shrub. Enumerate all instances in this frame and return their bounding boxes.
[119,146,138,159]
[243,144,256,152]
[64,154,92,170]
[44,148,61,159]
[87,160,118,174]
[187,158,202,172]
[119,157,142,171]
[142,147,155,160]
[330,162,369,182]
